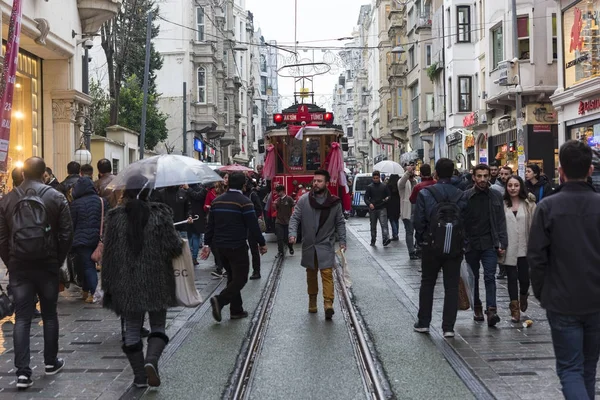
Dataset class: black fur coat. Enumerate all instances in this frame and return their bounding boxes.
[101,202,183,315]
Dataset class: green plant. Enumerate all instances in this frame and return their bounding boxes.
[426,62,441,82]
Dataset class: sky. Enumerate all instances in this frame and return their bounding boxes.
[246,0,370,111]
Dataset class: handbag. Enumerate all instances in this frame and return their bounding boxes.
[458,278,470,310]
[91,197,104,263]
[172,240,202,307]
[59,259,71,289]
[258,217,266,233]
[0,285,14,319]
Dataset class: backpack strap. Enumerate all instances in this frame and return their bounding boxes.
[450,189,463,204]
[424,186,444,203]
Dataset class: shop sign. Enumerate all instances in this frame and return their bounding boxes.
[463,112,478,128]
[497,118,516,133]
[563,1,600,88]
[533,124,552,132]
[467,147,475,156]
[464,134,475,149]
[525,104,558,124]
[578,98,600,115]
[446,130,462,145]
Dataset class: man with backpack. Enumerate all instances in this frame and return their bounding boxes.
[413,158,467,338]
[0,157,73,389]
[464,164,508,327]
[58,161,80,203]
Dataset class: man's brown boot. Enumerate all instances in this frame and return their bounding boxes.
[486,307,501,327]
[324,299,335,320]
[308,295,318,313]
[520,294,528,312]
[509,300,520,323]
[473,305,485,322]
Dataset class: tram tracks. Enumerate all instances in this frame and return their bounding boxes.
[225,253,394,400]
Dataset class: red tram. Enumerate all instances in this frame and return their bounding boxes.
[263,102,348,201]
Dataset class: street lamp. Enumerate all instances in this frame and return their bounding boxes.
[455,153,467,170]
[391,45,405,54]
[74,111,93,165]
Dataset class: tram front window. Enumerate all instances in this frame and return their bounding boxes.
[306,138,321,171]
[288,139,303,170]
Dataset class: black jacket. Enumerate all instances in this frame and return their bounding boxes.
[187,184,207,235]
[244,189,263,218]
[526,175,554,203]
[414,179,467,244]
[0,179,73,269]
[364,182,391,210]
[528,182,600,315]
[59,174,80,199]
[156,187,192,231]
[70,177,108,248]
[463,186,508,251]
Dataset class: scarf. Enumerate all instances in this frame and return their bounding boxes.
[309,190,341,234]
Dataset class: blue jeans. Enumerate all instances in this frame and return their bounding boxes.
[389,218,399,238]
[178,230,188,239]
[465,248,498,309]
[547,310,600,400]
[369,208,389,242]
[74,246,98,295]
[402,218,415,254]
[189,232,203,261]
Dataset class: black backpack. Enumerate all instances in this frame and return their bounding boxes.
[11,186,53,261]
[424,186,464,258]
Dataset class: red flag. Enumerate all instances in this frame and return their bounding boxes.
[0,0,23,171]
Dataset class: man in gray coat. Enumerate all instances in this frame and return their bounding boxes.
[289,169,346,320]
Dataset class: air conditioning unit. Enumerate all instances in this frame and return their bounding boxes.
[480,114,488,124]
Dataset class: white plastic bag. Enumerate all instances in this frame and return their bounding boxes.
[93,273,104,304]
[336,248,352,288]
[460,260,475,310]
[173,240,203,307]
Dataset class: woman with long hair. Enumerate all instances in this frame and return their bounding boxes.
[386,174,401,240]
[500,175,536,323]
[101,175,183,388]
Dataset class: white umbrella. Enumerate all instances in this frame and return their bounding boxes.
[107,154,223,190]
[344,167,351,175]
[373,160,404,175]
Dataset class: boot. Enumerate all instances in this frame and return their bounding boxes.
[520,294,528,312]
[321,268,335,320]
[486,307,501,327]
[473,305,485,322]
[144,332,169,387]
[509,300,520,323]
[324,299,335,320]
[122,341,148,388]
[308,295,317,313]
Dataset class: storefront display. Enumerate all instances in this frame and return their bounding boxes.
[446,130,463,163]
[570,120,600,147]
[563,0,600,89]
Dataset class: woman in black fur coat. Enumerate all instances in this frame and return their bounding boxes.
[101,175,183,388]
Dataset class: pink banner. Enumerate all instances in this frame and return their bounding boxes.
[0,0,23,172]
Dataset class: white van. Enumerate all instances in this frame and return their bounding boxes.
[351,173,373,217]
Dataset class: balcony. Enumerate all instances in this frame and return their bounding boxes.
[415,13,432,33]
[387,10,406,40]
[420,119,445,133]
[388,61,408,77]
[410,119,420,135]
[77,0,121,34]
[389,116,409,141]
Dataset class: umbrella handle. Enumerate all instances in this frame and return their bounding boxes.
[173,215,200,226]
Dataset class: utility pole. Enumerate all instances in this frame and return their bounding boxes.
[139,11,152,159]
[183,82,187,155]
[511,0,525,179]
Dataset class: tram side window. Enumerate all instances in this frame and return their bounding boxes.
[306,138,321,171]
[288,139,303,169]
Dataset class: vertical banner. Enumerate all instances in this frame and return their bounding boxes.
[0,0,23,172]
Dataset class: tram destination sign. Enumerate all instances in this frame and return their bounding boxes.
[284,112,325,122]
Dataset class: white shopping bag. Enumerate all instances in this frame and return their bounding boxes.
[459,260,475,310]
[172,240,203,307]
[336,248,352,288]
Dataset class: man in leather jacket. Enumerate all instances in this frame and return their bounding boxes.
[0,157,73,388]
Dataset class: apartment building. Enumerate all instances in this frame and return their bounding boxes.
[355,4,373,172]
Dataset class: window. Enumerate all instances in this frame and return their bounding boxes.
[197,66,206,103]
[240,90,245,115]
[347,127,354,138]
[240,54,244,79]
[425,45,432,66]
[196,7,205,41]
[426,93,434,121]
[518,16,530,60]
[386,52,392,67]
[411,84,419,124]
[112,159,120,175]
[408,47,415,69]
[260,54,267,72]
[458,76,472,112]
[448,77,453,113]
[240,21,244,42]
[387,98,392,121]
[223,50,228,76]
[224,97,230,125]
[457,6,471,42]
[491,25,503,69]
[446,8,452,47]
[479,0,485,39]
[306,138,321,170]
[260,76,267,95]
[347,88,353,102]
[396,88,403,116]
[361,120,367,139]
[551,13,557,60]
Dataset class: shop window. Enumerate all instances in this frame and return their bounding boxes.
[458,76,472,112]
[196,7,205,41]
[457,6,471,43]
[518,16,530,60]
[197,66,206,104]
[491,24,503,69]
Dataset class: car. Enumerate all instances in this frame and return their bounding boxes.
[351,173,373,217]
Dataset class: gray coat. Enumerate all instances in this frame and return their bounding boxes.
[289,193,347,270]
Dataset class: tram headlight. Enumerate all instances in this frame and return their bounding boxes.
[273,114,284,125]
[324,112,334,123]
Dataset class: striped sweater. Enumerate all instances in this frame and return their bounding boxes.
[204,190,266,249]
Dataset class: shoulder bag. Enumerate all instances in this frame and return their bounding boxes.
[91,197,104,263]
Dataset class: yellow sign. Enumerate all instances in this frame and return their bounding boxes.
[563,0,600,88]
[299,88,309,98]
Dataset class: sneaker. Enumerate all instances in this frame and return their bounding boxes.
[391,236,399,241]
[45,358,65,375]
[413,322,429,333]
[249,272,261,280]
[16,375,32,389]
[289,247,294,255]
[141,326,150,338]
[210,297,222,322]
[443,331,455,338]
[211,269,225,278]
[193,260,199,266]
[409,253,420,260]
[85,294,94,304]
[230,310,249,320]
[383,238,391,247]
[32,309,42,319]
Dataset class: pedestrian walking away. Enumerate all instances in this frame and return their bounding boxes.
[187,183,208,266]
[463,163,508,327]
[274,184,295,258]
[58,161,81,202]
[364,170,391,246]
[204,173,228,277]
[385,174,401,241]
[94,158,118,207]
[0,157,73,389]
[413,158,467,338]
[499,175,535,323]
[202,172,267,322]
[398,165,418,259]
[289,169,347,320]
[528,140,600,400]
[101,174,184,389]
[244,178,264,279]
